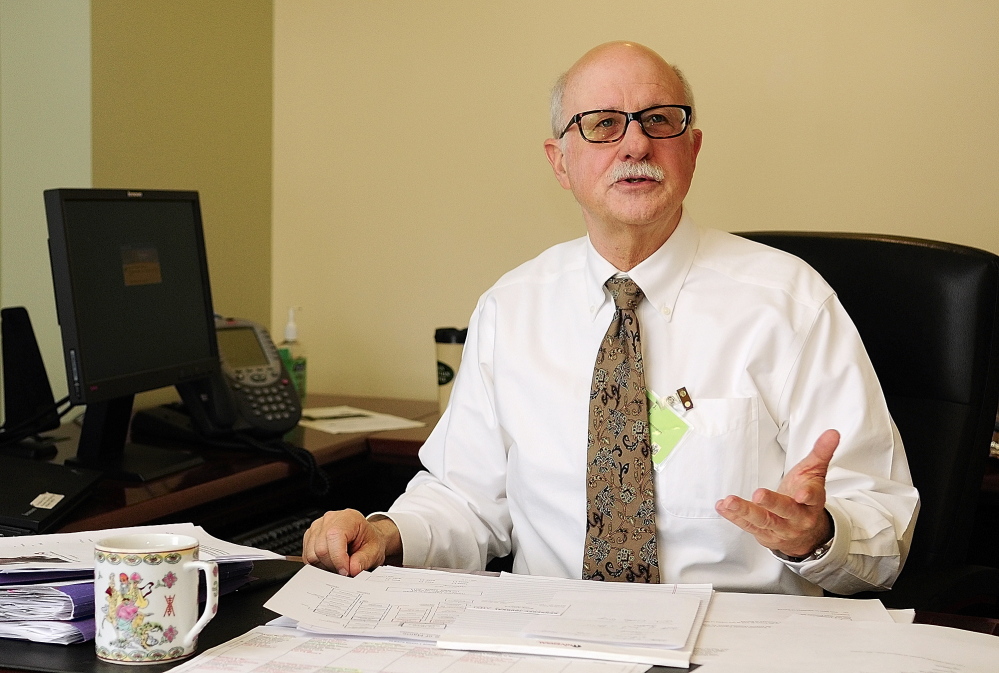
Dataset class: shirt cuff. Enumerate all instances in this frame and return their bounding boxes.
[367,510,431,568]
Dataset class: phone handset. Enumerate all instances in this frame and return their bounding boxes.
[176,372,238,438]
[178,317,302,439]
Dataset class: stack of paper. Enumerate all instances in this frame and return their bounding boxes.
[0,580,93,620]
[0,579,96,645]
[0,522,283,579]
[0,522,283,645]
[160,574,998,673]
[693,615,999,672]
[264,564,712,668]
[171,625,650,673]
[690,589,897,665]
[262,564,999,672]
[0,618,96,646]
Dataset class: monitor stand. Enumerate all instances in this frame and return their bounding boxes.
[67,395,203,482]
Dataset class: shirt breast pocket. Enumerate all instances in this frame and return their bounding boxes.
[657,397,759,519]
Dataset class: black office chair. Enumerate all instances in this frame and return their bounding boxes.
[738,231,999,613]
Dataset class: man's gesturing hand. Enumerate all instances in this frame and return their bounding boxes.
[302,509,402,576]
[715,429,839,558]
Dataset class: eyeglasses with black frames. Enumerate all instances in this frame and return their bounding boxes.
[559,104,692,143]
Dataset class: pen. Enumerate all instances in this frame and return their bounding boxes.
[302,413,372,421]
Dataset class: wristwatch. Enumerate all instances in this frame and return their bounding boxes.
[784,537,832,563]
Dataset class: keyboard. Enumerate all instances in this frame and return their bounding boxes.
[231,510,321,557]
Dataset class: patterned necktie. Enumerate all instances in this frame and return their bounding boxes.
[583,277,660,582]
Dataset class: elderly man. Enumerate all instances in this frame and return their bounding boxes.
[304,42,919,596]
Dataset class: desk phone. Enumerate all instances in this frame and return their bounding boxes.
[215,317,302,436]
[172,317,302,440]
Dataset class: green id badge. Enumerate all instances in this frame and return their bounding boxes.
[647,390,691,469]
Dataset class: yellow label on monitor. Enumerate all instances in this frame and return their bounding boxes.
[121,246,163,286]
[647,390,690,469]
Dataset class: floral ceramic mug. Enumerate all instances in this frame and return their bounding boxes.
[94,534,218,664]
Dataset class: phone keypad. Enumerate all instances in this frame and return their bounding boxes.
[232,378,301,431]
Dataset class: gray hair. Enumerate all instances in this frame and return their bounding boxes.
[549,63,697,138]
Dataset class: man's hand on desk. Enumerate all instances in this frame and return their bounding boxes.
[715,429,839,559]
[303,509,403,576]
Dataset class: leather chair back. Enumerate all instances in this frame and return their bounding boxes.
[738,232,999,573]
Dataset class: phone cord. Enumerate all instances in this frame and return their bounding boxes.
[235,432,331,497]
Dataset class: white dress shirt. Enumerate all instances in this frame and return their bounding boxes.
[384,213,919,596]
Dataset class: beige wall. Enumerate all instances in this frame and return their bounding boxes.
[92,0,274,329]
[4,2,997,409]
[0,0,92,403]
[273,1,999,402]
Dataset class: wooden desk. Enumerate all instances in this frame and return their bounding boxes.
[367,417,435,467]
[51,395,437,535]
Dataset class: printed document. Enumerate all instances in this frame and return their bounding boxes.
[436,569,710,667]
[264,564,711,668]
[170,625,651,673]
[300,406,425,434]
[693,615,999,673]
[0,522,282,575]
[691,590,895,664]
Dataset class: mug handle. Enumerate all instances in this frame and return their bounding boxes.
[181,560,219,649]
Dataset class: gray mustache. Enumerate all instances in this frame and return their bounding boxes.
[610,161,665,182]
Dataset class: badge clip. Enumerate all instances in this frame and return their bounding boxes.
[676,387,694,410]
[664,387,694,414]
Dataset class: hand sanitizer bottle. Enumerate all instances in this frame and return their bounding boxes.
[278,307,307,399]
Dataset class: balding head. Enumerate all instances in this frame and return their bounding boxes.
[550,42,696,138]
[541,41,703,268]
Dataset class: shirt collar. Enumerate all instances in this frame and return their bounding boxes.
[583,210,699,323]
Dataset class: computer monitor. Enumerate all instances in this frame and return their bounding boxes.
[44,188,220,481]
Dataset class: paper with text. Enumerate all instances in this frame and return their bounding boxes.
[265,565,710,667]
[693,615,999,673]
[299,406,425,434]
[169,625,651,673]
[691,590,895,664]
[435,570,711,668]
[0,523,282,573]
